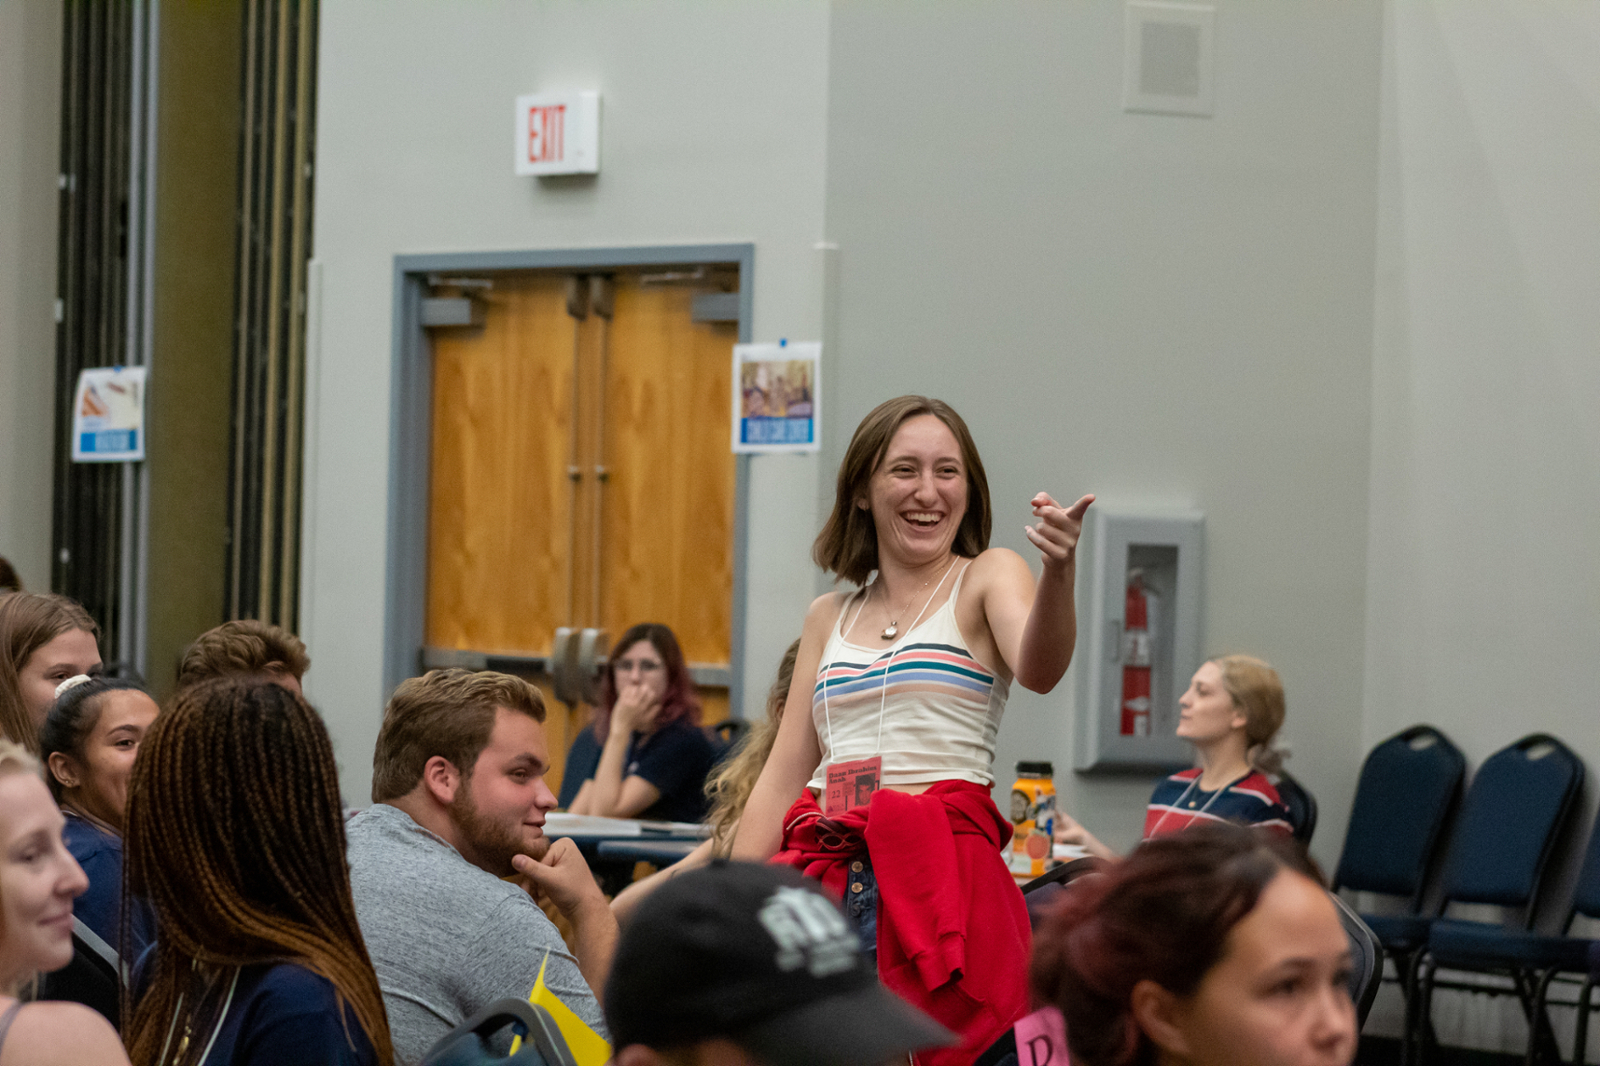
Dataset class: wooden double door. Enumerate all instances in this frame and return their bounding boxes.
[423,269,738,798]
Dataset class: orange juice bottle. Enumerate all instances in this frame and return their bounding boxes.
[1010,761,1056,877]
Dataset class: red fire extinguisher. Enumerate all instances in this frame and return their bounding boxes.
[1120,572,1153,737]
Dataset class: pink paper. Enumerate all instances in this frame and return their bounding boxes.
[1013,1006,1069,1066]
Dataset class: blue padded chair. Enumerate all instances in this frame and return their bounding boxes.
[1274,772,1319,846]
[1417,795,1600,1066]
[1332,725,1466,1009]
[1396,735,1585,1065]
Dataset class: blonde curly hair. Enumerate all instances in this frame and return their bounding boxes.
[705,639,801,854]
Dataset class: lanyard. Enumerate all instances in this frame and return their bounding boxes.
[1149,771,1250,837]
[820,560,964,759]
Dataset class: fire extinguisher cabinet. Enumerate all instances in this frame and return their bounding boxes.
[1072,507,1204,773]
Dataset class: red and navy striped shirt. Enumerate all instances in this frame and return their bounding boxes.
[1143,768,1294,839]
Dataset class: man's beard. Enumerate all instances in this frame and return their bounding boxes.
[450,776,549,876]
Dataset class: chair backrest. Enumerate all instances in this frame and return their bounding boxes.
[1565,808,1600,925]
[1328,892,1384,1029]
[1274,773,1318,846]
[1439,734,1584,918]
[1333,725,1466,906]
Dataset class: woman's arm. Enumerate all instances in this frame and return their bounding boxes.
[1053,811,1119,860]
[609,836,717,923]
[586,683,664,818]
[730,595,834,862]
[982,493,1094,693]
[565,778,595,815]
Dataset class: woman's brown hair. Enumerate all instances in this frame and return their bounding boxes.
[123,679,394,1066]
[1031,824,1320,1066]
[813,396,992,586]
[704,638,801,853]
[0,592,97,755]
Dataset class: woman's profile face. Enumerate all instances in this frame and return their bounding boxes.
[862,414,969,567]
[1150,870,1357,1066]
[1175,661,1244,745]
[0,771,89,988]
[18,628,101,730]
[51,690,160,832]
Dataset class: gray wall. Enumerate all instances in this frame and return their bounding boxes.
[0,0,62,591]
[1362,1,1600,1050]
[822,1,1384,863]
[305,0,833,800]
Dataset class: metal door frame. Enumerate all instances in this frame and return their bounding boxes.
[384,244,755,715]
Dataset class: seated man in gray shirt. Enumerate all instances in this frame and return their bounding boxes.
[347,668,617,1065]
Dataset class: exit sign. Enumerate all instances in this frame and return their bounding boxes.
[514,91,600,176]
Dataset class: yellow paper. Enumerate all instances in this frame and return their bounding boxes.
[507,950,612,1066]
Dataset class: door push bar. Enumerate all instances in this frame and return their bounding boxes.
[550,627,609,708]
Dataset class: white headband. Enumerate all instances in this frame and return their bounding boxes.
[54,674,95,700]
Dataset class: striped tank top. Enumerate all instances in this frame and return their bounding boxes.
[806,561,1011,790]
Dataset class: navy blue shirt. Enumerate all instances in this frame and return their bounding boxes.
[62,811,155,958]
[624,721,717,824]
[558,727,603,809]
[137,962,378,1066]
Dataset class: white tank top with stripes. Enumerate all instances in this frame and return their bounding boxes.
[805,562,1011,790]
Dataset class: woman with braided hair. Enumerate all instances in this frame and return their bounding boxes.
[123,678,394,1066]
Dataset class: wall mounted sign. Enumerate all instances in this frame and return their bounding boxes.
[71,366,147,463]
[514,91,600,176]
[732,341,821,453]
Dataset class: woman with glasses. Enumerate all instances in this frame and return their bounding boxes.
[564,623,717,824]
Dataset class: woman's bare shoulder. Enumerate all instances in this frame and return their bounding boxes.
[804,589,852,627]
[966,547,1033,585]
[6,1000,130,1064]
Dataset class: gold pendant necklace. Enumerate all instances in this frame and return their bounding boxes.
[879,556,954,640]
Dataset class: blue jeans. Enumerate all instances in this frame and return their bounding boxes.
[844,853,879,970]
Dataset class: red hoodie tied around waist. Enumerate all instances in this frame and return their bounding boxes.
[772,781,1031,1066]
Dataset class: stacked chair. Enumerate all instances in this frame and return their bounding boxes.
[1415,793,1600,1066]
[1336,732,1584,1065]
[1332,724,1468,1028]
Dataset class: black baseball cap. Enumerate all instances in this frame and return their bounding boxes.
[605,860,956,1066]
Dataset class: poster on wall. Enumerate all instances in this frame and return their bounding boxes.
[70,366,147,463]
[731,341,820,454]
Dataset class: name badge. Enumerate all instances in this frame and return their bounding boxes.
[824,756,883,816]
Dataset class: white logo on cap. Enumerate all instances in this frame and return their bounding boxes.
[757,886,857,978]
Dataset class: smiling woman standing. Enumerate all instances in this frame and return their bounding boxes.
[732,394,1093,1066]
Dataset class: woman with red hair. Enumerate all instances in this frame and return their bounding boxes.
[1032,824,1356,1066]
[566,623,716,823]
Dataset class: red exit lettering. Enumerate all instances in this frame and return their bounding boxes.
[526,104,566,164]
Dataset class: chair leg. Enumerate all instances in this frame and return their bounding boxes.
[1574,977,1596,1066]
[1395,950,1417,1066]
[1525,969,1559,1066]
[1411,956,1438,1066]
